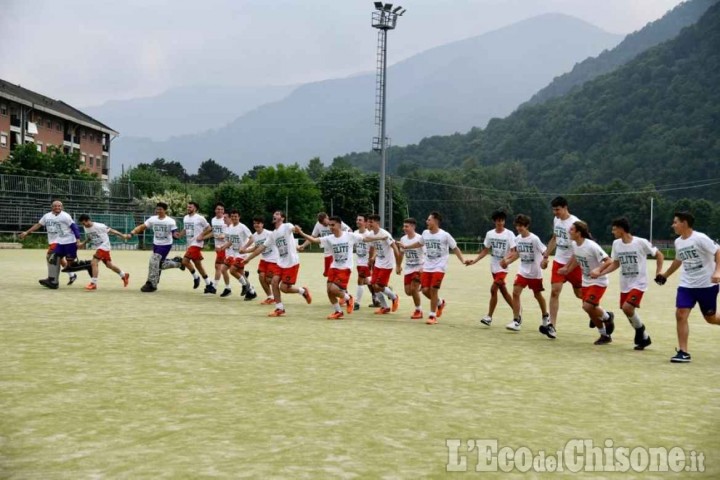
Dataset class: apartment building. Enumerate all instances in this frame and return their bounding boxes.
[0,78,119,179]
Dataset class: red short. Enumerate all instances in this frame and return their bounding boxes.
[357,265,372,279]
[258,260,281,279]
[514,274,544,292]
[582,285,607,306]
[224,256,246,269]
[215,249,226,265]
[328,268,351,290]
[371,267,392,287]
[421,271,445,289]
[93,248,112,264]
[47,243,57,254]
[279,264,300,286]
[184,246,204,261]
[620,289,644,308]
[552,260,582,288]
[323,255,332,277]
[492,271,508,286]
[404,271,422,286]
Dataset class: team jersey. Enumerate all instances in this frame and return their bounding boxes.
[366,228,395,269]
[39,211,77,245]
[183,213,209,248]
[419,229,457,273]
[515,233,546,279]
[483,228,517,274]
[252,229,278,263]
[211,216,228,249]
[83,222,112,251]
[319,232,365,270]
[226,222,253,258]
[571,239,609,288]
[312,221,352,256]
[674,231,719,289]
[274,223,300,268]
[400,234,425,274]
[354,229,371,266]
[553,214,580,264]
[611,236,658,293]
[144,216,178,246]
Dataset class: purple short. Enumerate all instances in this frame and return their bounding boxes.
[53,242,78,259]
[153,244,173,261]
[676,285,719,315]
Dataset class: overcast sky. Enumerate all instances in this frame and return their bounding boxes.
[0,0,684,107]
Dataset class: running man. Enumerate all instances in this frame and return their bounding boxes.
[240,216,279,304]
[298,212,352,277]
[219,209,257,300]
[558,221,616,345]
[364,213,401,315]
[77,214,130,290]
[178,201,212,291]
[595,217,663,350]
[541,196,583,338]
[467,210,517,327]
[397,218,425,320]
[205,203,232,295]
[655,212,720,363]
[353,214,375,311]
[502,214,549,332]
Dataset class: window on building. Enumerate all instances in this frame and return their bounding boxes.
[0,133,7,148]
[89,156,94,167]
[0,104,7,116]
[82,154,87,164]
[36,144,42,152]
[46,120,52,129]
[56,122,62,131]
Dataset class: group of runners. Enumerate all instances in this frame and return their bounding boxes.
[19,196,720,363]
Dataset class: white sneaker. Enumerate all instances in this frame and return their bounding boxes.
[480,316,492,326]
[505,320,521,331]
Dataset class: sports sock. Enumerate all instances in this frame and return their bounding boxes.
[601,309,609,321]
[297,287,306,296]
[383,287,396,299]
[356,285,364,302]
[629,313,643,329]
[598,326,607,335]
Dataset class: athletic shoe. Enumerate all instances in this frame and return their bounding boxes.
[244,271,250,279]
[538,325,548,335]
[633,325,645,346]
[391,296,400,312]
[122,273,130,287]
[267,308,286,317]
[261,297,275,305]
[604,311,615,336]
[327,311,344,320]
[220,288,232,297]
[84,283,97,291]
[368,300,381,308]
[39,278,59,289]
[353,303,360,311]
[411,310,423,320]
[670,349,691,363]
[480,316,492,326]
[173,257,185,271]
[426,316,438,325]
[545,324,557,339]
[593,335,612,345]
[241,284,248,296]
[634,335,652,351]
[506,320,521,331]
[302,287,312,304]
[244,290,257,301]
[588,318,595,329]
[140,282,157,292]
[67,273,78,285]
[193,277,201,289]
[346,295,355,314]
[437,299,446,318]
[204,284,217,294]
[374,307,391,315]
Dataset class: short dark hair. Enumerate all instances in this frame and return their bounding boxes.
[491,210,506,221]
[514,214,530,227]
[429,211,442,223]
[611,217,631,233]
[317,212,328,222]
[368,214,381,222]
[551,196,568,208]
[356,213,368,221]
[78,214,91,222]
[674,211,695,228]
[230,209,240,216]
[573,220,592,240]
[252,216,265,224]
[188,201,200,210]
[274,210,286,221]
[156,202,169,211]
[329,215,342,225]
[214,202,225,210]
[403,217,417,226]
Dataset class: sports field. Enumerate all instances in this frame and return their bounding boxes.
[1,249,718,478]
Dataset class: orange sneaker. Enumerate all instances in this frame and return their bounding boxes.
[391,296,400,312]
[261,297,275,305]
[426,316,438,325]
[327,311,344,320]
[85,283,97,291]
[302,287,312,304]
[346,295,355,314]
[411,310,423,320]
[267,308,286,317]
[437,299,446,318]
[374,307,391,315]
[122,273,130,287]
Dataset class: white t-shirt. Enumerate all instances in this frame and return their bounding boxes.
[183,213,209,248]
[675,231,719,289]
[211,216,228,249]
[84,222,112,251]
[366,228,395,269]
[319,232,365,270]
[515,233,546,280]
[553,214,580,264]
[483,229,517,274]
[39,211,76,245]
[144,216,178,246]
[400,234,424,274]
[571,238,609,287]
[611,236,658,293]
[354,229,371,267]
[226,223,252,258]
[419,229,457,273]
[311,221,352,256]
[252,229,278,263]
[274,223,300,268]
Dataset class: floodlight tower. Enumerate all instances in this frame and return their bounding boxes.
[372,2,405,228]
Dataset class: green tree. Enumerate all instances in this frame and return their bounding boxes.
[192,159,239,185]
[150,158,188,182]
[305,157,325,182]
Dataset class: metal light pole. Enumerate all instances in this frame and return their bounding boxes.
[372,2,405,229]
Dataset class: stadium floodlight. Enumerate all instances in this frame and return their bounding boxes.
[384,3,393,11]
[392,6,402,13]
[398,8,406,15]
[374,1,383,9]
